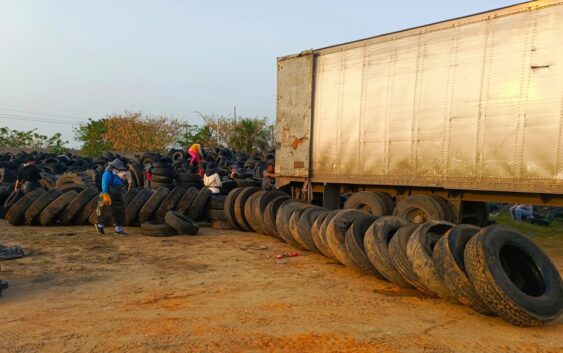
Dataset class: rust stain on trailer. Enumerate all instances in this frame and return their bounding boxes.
[291,137,305,150]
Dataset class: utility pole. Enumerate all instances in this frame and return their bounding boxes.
[234,106,237,125]
[217,116,220,146]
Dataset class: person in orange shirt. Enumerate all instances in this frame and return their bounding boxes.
[188,143,204,166]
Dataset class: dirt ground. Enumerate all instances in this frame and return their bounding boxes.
[0,221,562,353]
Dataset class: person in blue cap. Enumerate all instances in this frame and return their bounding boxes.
[95,159,130,235]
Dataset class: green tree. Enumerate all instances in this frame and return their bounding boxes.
[74,118,111,156]
[0,126,69,153]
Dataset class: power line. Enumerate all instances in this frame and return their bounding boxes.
[0,114,79,126]
[0,107,89,121]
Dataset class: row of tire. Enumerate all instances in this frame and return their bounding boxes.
[2,185,233,237]
[221,186,563,327]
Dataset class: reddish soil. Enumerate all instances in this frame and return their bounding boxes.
[0,221,561,353]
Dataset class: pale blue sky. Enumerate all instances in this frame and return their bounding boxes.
[0,0,519,146]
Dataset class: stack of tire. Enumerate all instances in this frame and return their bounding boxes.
[223,186,563,327]
[175,172,201,190]
[206,194,231,230]
[150,162,175,190]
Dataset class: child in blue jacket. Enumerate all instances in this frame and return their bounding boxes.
[95,159,131,235]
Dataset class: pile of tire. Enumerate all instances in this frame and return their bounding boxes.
[223,186,563,327]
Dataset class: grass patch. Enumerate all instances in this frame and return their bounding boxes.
[490,212,563,238]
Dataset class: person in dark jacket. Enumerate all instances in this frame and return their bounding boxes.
[95,159,129,236]
[14,156,42,194]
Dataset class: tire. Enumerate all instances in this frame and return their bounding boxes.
[186,187,212,221]
[433,224,494,315]
[5,188,45,226]
[128,163,144,188]
[152,167,174,178]
[123,188,139,208]
[252,190,288,235]
[3,190,23,213]
[316,210,340,260]
[176,173,201,183]
[73,195,98,225]
[151,175,173,183]
[344,191,394,216]
[153,186,186,222]
[344,215,382,277]
[150,181,173,190]
[59,187,99,225]
[244,190,266,232]
[211,219,233,230]
[208,209,226,220]
[406,220,457,299]
[311,212,330,253]
[388,224,435,294]
[24,189,63,225]
[464,225,563,326]
[39,191,78,226]
[224,187,246,230]
[364,216,411,286]
[208,195,226,210]
[233,187,260,231]
[125,188,153,226]
[262,195,290,237]
[165,211,199,235]
[59,183,86,194]
[288,204,320,250]
[295,207,328,252]
[138,187,170,224]
[430,195,454,222]
[176,187,198,214]
[140,221,177,237]
[326,209,368,271]
[393,195,448,224]
[275,200,309,246]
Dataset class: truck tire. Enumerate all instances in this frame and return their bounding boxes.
[295,207,328,252]
[138,187,170,223]
[344,215,382,277]
[73,195,98,225]
[224,187,246,230]
[388,224,434,294]
[208,195,227,210]
[364,216,411,286]
[433,224,494,315]
[176,187,198,214]
[430,195,454,222]
[344,191,394,216]
[311,212,330,254]
[39,191,78,226]
[154,186,186,222]
[244,190,266,232]
[252,190,288,234]
[263,195,290,237]
[140,221,177,237]
[125,188,153,226]
[326,209,368,270]
[186,187,212,221]
[211,219,233,230]
[24,189,62,225]
[464,225,563,326]
[406,220,457,299]
[289,205,322,250]
[317,210,340,260]
[275,200,308,246]
[207,209,226,220]
[151,167,174,178]
[392,195,448,224]
[123,188,139,208]
[461,201,489,227]
[5,188,45,226]
[165,211,199,235]
[59,187,99,225]
[59,183,86,194]
[233,187,260,231]
[3,190,22,214]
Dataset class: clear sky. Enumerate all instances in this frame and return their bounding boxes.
[0,0,519,146]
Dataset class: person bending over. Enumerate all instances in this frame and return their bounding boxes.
[95,159,130,236]
[14,156,42,194]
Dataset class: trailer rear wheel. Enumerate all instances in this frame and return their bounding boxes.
[461,201,489,227]
[393,195,448,224]
[344,191,394,216]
